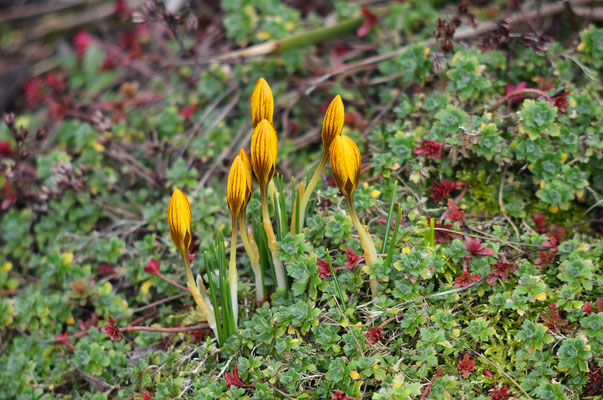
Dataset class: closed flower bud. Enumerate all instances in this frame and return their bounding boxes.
[322,95,344,150]
[167,188,192,254]
[251,119,278,187]
[329,135,361,196]
[250,78,274,128]
[228,155,252,216]
[238,148,253,207]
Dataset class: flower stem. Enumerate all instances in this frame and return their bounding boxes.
[181,252,217,338]
[345,195,378,297]
[239,214,264,303]
[296,151,328,232]
[260,183,286,290]
[228,215,239,327]
[120,324,208,333]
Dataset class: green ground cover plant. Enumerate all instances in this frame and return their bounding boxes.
[0,0,601,399]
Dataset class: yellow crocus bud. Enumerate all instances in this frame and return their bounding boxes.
[167,188,192,255]
[238,148,253,206]
[329,134,361,196]
[321,95,344,150]
[250,78,274,128]
[227,155,252,217]
[251,119,278,188]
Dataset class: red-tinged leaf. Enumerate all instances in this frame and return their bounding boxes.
[357,7,378,38]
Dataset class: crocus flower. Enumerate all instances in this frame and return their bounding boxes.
[413,139,443,159]
[251,120,278,189]
[321,95,345,150]
[227,154,252,218]
[330,135,361,196]
[330,134,379,296]
[464,236,494,257]
[295,95,344,232]
[251,119,285,289]
[250,78,273,128]
[167,188,192,256]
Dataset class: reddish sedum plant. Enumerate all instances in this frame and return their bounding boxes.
[365,327,382,344]
[455,270,481,288]
[464,236,494,258]
[430,179,457,201]
[457,353,476,376]
[413,139,443,159]
[101,316,122,341]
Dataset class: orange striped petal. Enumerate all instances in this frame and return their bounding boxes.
[329,135,361,196]
[228,155,250,216]
[238,148,253,207]
[321,95,344,150]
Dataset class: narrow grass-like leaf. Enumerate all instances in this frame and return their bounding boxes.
[429,217,435,248]
[381,181,398,253]
[384,206,403,267]
[252,205,273,290]
[294,182,301,235]
[326,250,347,314]
[204,251,223,345]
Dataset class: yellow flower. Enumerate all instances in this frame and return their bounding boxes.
[227,155,252,217]
[141,280,153,295]
[349,370,360,380]
[250,78,274,128]
[329,134,361,196]
[321,95,344,150]
[534,292,547,301]
[167,188,192,255]
[63,252,74,265]
[3,262,12,272]
[251,119,278,187]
